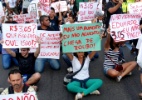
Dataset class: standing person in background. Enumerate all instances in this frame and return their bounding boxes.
[102,0,123,37]
[6,0,19,14]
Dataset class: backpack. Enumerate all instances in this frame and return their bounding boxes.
[8,84,29,94]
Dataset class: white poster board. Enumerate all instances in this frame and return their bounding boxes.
[110,14,141,42]
[2,23,38,48]
[23,0,32,8]
[29,30,61,59]
[0,92,37,100]
[51,1,67,13]
[13,14,37,23]
[78,2,97,21]
[128,2,142,17]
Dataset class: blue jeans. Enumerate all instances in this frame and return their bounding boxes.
[35,58,60,73]
[2,54,18,69]
[62,54,72,67]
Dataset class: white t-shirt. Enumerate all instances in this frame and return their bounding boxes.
[8,0,17,8]
[72,56,90,80]
[137,43,142,68]
[136,34,142,49]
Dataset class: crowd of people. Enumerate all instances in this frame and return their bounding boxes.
[0,0,141,100]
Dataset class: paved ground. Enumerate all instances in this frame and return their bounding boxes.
[0,38,141,100]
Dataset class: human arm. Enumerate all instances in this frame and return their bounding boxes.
[57,3,62,21]
[108,0,123,14]
[5,48,16,57]
[104,27,111,50]
[34,37,41,58]
[66,53,73,61]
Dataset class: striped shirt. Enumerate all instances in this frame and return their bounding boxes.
[104,48,120,67]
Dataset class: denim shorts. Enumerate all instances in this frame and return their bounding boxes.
[104,66,115,75]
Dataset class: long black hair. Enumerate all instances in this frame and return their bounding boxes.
[73,52,88,58]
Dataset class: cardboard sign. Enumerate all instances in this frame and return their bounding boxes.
[62,23,102,53]
[2,23,38,48]
[128,2,142,17]
[0,92,37,100]
[110,14,141,42]
[0,1,4,16]
[12,14,37,23]
[36,30,60,59]
[51,1,67,13]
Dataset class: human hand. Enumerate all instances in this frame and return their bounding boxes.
[35,37,42,44]
[119,0,123,5]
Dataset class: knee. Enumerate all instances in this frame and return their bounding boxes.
[34,73,41,80]
[51,62,60,70]
[107,70,119,78]
[3,64,10,69]
[96,79,103,86]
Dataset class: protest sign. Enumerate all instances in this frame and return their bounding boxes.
[62,23,102,53]
[38,0,50,15]
[2,23,38,48]
[109,14,141,42]
[0,2,4,17]
[35,30,60,59]
[51,1,67,13]
[13,14,36,23]
[0,92,37,100]
[78,2,97,21]
[128,2,142,17]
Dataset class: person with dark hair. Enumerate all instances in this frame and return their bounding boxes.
[103,27,137,82]
[49,7,62,31]
[4,45,41,88]
[66,51,103,100]
[1,69,38,98]
[35,15,60,73]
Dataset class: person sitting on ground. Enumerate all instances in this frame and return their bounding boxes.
[103,27,137,82]
[2,38,41,89]
[66,51,103,100]
[1,69,38,99]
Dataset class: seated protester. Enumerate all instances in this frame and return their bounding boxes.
[1,69,38,99]
[103,27,137,82]
[49,7,62,31]
[4,39,41,88]
[35,15,60,73]
[1,21,18,69]
[66,51,103,100]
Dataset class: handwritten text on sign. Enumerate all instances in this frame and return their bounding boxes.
[37,31,60,59]
[2,23,38,48]
[0,92,37,100]
[78,2,97,21]
[39,0,50,14]
[110,14,141,42]
[62,23,101,53]
[51,1,67,13]
[128,2,142,17]
[13,14,36,23]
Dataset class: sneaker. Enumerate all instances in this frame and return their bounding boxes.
[67,67,73,73]
[90,90,100,95]
[116,76,122,82]
[75,93,82,100]
[0,88,4,93]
